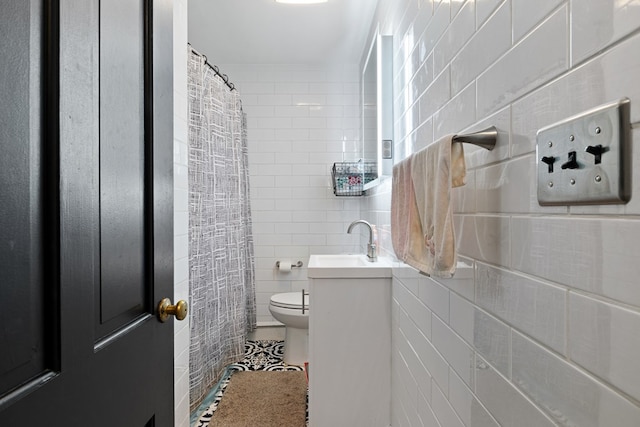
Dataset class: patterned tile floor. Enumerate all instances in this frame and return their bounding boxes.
[192,340,307,426]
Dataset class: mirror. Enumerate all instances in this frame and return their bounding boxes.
[362,32,393,190]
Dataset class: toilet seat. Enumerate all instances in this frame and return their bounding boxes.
[270,292,309,310]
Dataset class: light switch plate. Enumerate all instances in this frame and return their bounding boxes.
[536,98,631,206]
[382,139,393,159]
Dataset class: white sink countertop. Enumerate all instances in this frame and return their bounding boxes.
[307,254,393,279]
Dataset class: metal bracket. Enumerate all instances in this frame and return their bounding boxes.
[301,289,309,314]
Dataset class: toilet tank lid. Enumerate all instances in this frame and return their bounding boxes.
[271,292,309,308]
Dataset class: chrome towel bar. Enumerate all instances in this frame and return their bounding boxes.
[452,126,497,150]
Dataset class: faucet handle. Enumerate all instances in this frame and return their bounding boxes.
[366,243,378,262]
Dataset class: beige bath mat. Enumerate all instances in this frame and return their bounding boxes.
[209,371,307,427]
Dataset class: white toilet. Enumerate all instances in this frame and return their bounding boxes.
[268,291,309,366]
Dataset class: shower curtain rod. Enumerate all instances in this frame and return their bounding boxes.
[188,44,236,91]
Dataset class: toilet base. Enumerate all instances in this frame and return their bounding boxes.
[282,326,308,366]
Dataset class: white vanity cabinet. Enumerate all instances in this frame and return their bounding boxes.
[307,254,392,427]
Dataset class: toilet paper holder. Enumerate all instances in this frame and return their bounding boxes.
[275,260,304,269]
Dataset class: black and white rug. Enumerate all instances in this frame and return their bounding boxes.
[193,340,307,427]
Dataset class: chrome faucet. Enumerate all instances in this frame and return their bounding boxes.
[347,220,377,262]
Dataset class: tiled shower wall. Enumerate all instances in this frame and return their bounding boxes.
[217,64,365,324]
[362,0,640,426]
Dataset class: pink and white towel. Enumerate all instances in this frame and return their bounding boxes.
[391,135,466,278]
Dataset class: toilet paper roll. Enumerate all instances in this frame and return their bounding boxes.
[278,259,292,273]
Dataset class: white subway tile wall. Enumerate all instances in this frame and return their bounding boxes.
[370,0,640,425]
[218,64,363,324]
[451,0,511,96]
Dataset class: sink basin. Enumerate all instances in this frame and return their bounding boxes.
[309,254,371,267]
[308,254,392,278]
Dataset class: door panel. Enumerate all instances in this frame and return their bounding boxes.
[97,0,148,337]
[0,0,175,425]
[0,0,50,398]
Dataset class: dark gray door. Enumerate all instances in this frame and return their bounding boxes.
[0,1,175,425]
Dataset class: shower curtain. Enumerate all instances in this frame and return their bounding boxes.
[187,50,256,411]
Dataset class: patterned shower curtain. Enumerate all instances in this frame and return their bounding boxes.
[187,50,256,411]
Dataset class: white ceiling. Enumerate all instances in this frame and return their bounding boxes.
[188,0,379,65]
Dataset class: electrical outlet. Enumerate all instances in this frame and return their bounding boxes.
[536,98,631,206]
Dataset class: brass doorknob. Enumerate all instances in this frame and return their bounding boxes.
[157,298,188,322]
